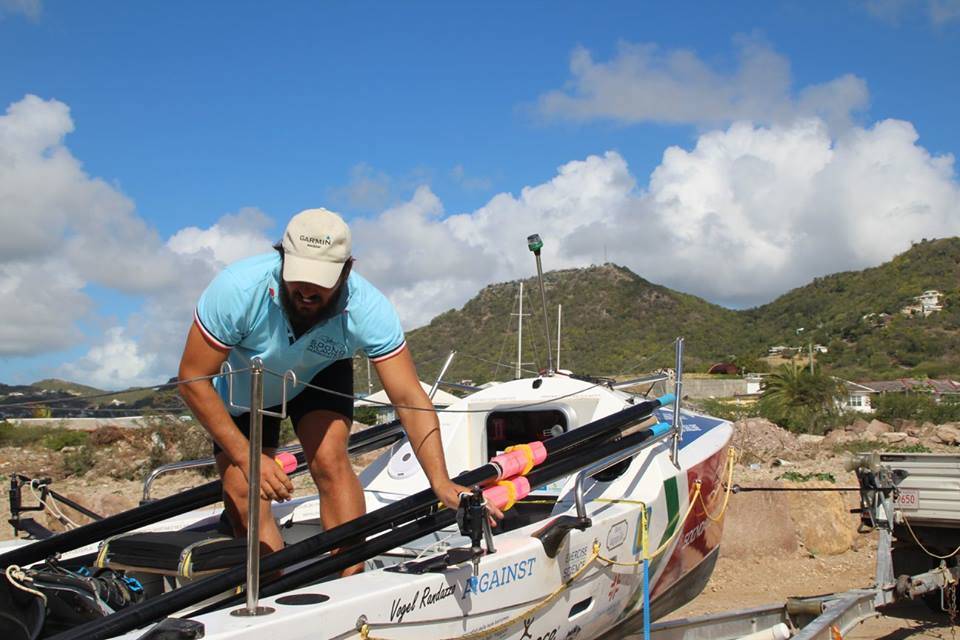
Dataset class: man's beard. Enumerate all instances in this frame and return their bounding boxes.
[279,283,346,333]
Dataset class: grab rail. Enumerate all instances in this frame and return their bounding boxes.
[573,422,673,521]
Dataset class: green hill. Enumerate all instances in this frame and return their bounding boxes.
[748,237,960,379]
[405,263,758,385]
[404,238,960,386]
[31,378,105,396]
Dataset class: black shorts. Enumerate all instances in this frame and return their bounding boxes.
[212,358,354,455]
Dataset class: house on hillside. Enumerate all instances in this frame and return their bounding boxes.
[841,380,877,413]
[901,289,944,317]
[838,378,960,413]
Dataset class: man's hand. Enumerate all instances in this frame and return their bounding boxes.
[434,480,504,527]
[240,453,295,502]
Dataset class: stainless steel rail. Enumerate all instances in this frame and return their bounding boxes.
[141,443,305,502]
[231,357,276,617]
[573,427,673,521]
[670,337,684,468]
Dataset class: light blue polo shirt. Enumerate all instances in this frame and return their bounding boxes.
[194,252,405,414]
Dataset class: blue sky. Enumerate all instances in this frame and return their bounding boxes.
[1,1,958,388]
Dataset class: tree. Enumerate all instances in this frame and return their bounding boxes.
[759,364,847,434]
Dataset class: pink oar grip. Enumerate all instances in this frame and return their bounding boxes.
[482,476,531,511]
[491,441,548,478]
[275,451,298,474]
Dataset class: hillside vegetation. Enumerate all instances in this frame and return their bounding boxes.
[404,238,960,386]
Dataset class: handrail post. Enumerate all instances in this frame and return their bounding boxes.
[670,337,684,468]
[232,357,274,617]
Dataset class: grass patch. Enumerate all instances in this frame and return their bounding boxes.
[777,471,837,483]
[0,420,89,450]
[831,441,932,455]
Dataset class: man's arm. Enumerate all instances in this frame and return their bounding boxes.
[374,347,502,521]
[178,322,293,501]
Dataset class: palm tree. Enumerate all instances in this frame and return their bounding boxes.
[760,364,846,434]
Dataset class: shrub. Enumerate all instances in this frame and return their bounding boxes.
[63,446,97,476]
[42,430,89,451]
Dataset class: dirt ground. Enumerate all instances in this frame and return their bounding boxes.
[3,416,960,639]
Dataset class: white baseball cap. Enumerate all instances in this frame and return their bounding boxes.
[281,208,352,287]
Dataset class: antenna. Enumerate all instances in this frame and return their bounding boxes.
[526,234,554,375]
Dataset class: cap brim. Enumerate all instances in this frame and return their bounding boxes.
[282,255,344,288]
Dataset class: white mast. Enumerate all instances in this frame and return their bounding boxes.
[556,304,562,371]
[516,283,523,379]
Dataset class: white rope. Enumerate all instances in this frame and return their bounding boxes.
[5,565,47,604]
[29,480,81,530]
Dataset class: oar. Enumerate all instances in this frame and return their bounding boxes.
[51,395,672,640]
[0,419,404,569]
[255,420,674,601]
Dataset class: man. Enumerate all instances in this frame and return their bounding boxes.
[178,208,497,563]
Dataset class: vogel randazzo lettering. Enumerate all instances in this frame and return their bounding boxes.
[389,582,457,623]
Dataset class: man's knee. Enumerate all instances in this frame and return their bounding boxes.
[310,446,354,484]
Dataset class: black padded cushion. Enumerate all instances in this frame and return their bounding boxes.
[102,531,247,573]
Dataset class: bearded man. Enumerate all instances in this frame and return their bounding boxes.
[178,208,492,566]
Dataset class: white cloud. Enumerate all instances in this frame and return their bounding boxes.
[352,117,959,324]
[536,39,869,132]
[0,94,274,387]
[0,0,41,20]
[60,328,157,390]
[863,0,960,24]
[5,93,960,388]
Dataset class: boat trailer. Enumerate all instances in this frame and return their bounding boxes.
[607,451,960,639]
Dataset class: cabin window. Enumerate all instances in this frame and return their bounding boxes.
[486,409,568,455]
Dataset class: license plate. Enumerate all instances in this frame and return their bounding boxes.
[895,488,920,510]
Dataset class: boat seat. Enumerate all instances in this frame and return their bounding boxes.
[95,530,247,578]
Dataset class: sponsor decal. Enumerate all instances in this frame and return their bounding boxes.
[606,520,628,550]
[563,625,581,640]
[561,544,590,581]
[389,581,457,623]
[307,336,347,359]
[521,618,558,640]
[299,234,332,246]
[462,558,536,598]
[608,573,622,601]
[682,518,709,548]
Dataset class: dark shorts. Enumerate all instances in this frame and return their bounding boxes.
[213,358,354,455]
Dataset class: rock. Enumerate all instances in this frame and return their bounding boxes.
[847,418,871,434]
[733,418,800,463]
[935,425,960,445]
[798,434,825,447]
[860,432,878,443]
[823,429,855,446]
[905,436,921,446]
[879,432,908,444]
[785,481,858,555]
[866,419,894,435]
[720,490,799,560]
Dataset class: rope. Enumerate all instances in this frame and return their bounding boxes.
[358,543,604,640]
[901,513,960,560]
[5,565,47,604]
[29,480,81,530]
[697,447,738,523]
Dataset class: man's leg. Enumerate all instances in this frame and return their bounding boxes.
[216,447,285,554]
[297,410,365,574]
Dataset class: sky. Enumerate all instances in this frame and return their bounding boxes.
[0,1,958,389]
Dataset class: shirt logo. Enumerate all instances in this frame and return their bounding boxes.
[307,336,347,359]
